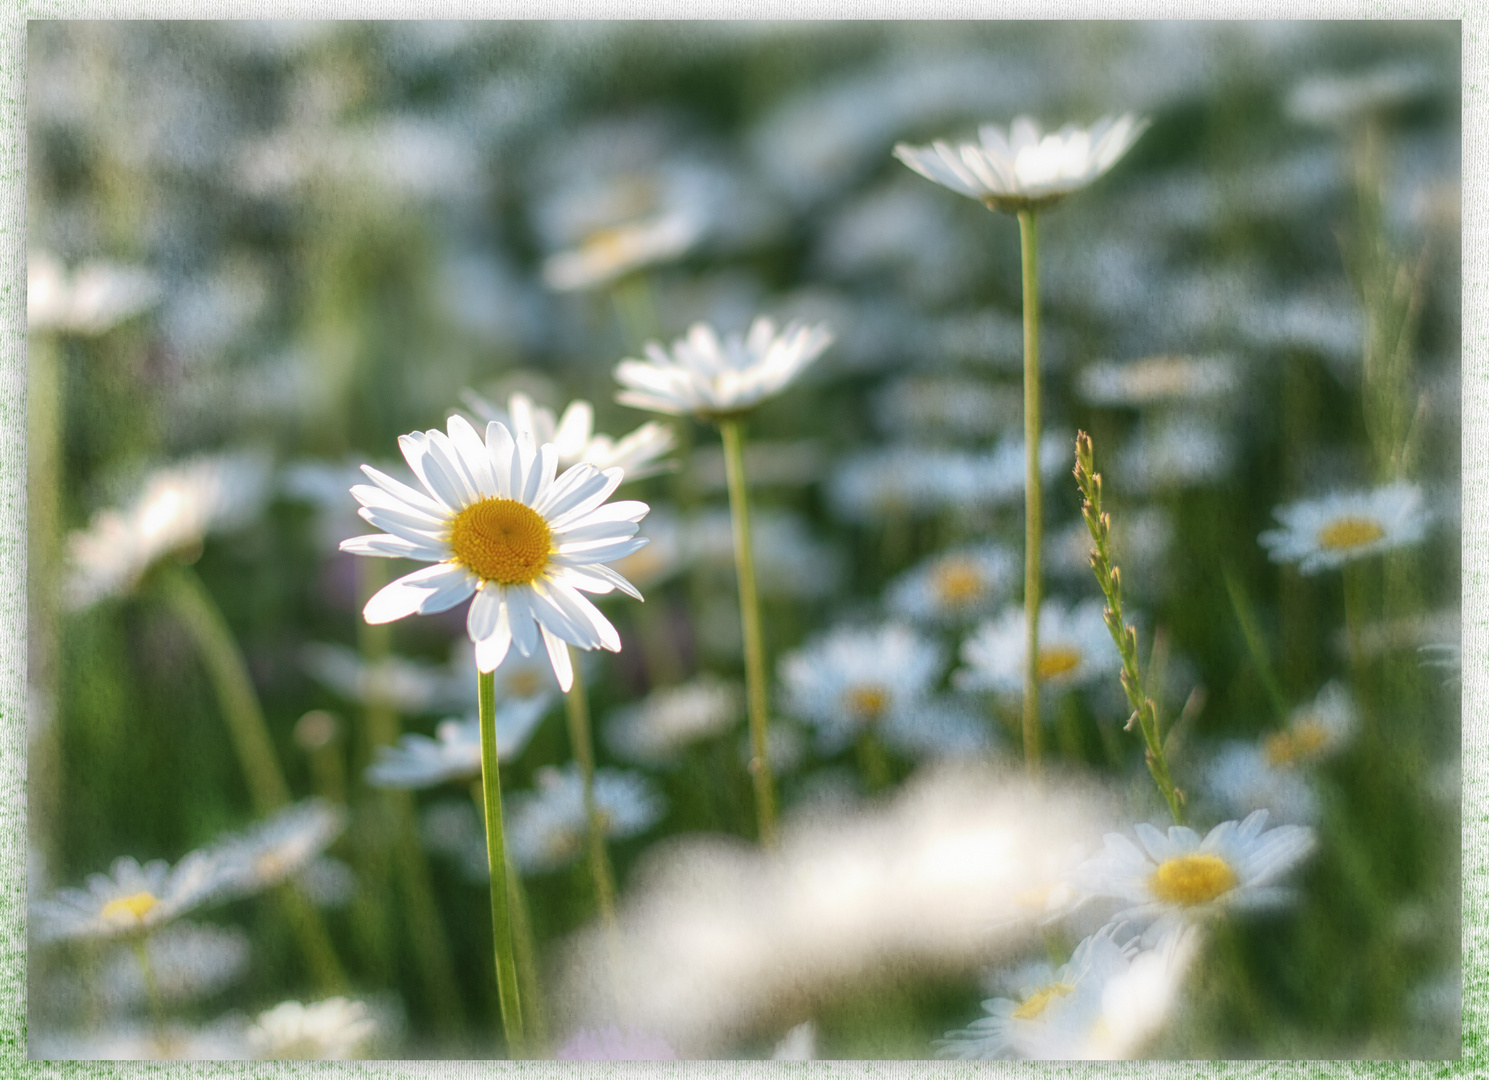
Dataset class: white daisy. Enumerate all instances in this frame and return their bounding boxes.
[1286,63,1438,129]
[1259,482,1429,575]
[338,414,650,692]
[96,923,251,1012]
[685,507,843,600]
[542,209,703,291]
[778,623,944,754]
[604,674,742,766]
[1077,354,1239,407]
[208,799,348,901]
[955,600,1121,697]
[462,389,677,481]
[1113,417,1235,495]
[613,315,833,419]
[365,697,553,789]
[506,763,665,874]
[872,375,1022,440]
[893,114,1149,214]
[64,451,273,610]
[247,997,377,1060]
[32,851,233,945]
[887,544,1019,625]
[938,922,1198,1060]
[1068,810,1315,926]
[29,250,162,335]
[300,642,464,715]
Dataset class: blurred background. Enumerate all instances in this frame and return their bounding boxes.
[26,20,1460,1060]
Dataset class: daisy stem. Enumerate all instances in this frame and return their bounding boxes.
[718,418,779,848]
[563,648,618,926]
[1221,563,1291,724]
[27,330,63,871]
[477,668,526,1058]
[1017,209,1044,777]
[131,936,165,1033]
[506,866,549,1051]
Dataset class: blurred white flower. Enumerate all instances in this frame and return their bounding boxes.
[247,997,377,1060]
[555,1025,679,1060]
[32,851,233,945]
[605,674,742,765]
[301,642,465,715]
[366,698,552,788]
[614,316,833,419]
[208,799,348,902]
[872,376,1022,441]
[1113,418,1235,495]
[281,457,407,556]
[96,923,251,1012]
[772,1020,817,1060]
[894,114,1148,213]
[339,415,649,691]
[543,210,703,291]
[956,600,1121,698]
[1286,63,1439,129]
[685,508,843,599]
[1259,482,1429,575]
[463,390,677,481]
[887,544,1019,625]
[64,451,273,610]
[1077,354,1239,408]
[28,250,161,335]
[32,1017,252,1060]
[507,763,666,874]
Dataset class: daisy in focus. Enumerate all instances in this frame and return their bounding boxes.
[366,697,552,789]
[955,599,1120,697]
[462,389,677,481]
[613,315,833,419]
[339,414,650,691]
[893,114,1149,214]
[1259,482,1429,575]
[1068,810,1315,926]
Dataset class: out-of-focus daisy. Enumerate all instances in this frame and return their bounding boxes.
[772,1021,818,1061]
[894,114,1149,213]
[28,250,161,335]
[872,376,1022,440]
[1286,63,1438,129]
[685,508,843,599]
[779,623,944,753]
[1113,418,1234,495]
[556,1025,679,1060]
[97,924,251,1012]
[1259,482,1429,575]
[301,642,464,715]
[955,600,1120,697]
[938,922,1198,1059]
[1069,810,1315,925]
[366,697,553,789]
[506,763,665,874]
[1048,507,1174,588]
[32,851,231,945]
[610,507,689,591]
[33,1017,253,1061]
[209,799,347,901]
[888,544,1018,625]
[463,390,676,481]
[339,414,649,691]
[1269,681,1357,767]
[247,997,377,1060]
[614,316,833,419]
[605,674,742,766]
[543,210,703,291]
[64,451,273,610]
[1077,354,1239,408]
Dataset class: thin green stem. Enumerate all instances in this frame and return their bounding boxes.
[855,731,892,793]
[27,332,63,870]
[132,936,165,1033]
[478,669,526,1057]
[718,418,778,847]
[1018,209,1044,777]
[277,881,348,993]
[506,862,549,1050]
[1221,564,1290,724]
[563,649,618,926]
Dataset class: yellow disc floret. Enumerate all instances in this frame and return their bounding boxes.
[1264,721,1331,767]
[1149,853,1237,906]
[1318,516,1385,551]
[449,497,552,585]
[843,685,890,724]
[1036,646,1083,681]
[931,559,987,606]
[1013,982,1075,1020]
[101,891,160,924]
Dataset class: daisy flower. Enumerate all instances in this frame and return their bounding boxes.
[1113,417,1235,495]
[338,414,650,692]
[604,674,742,766]
[1259,482,1429,575]
[955,599,1121,697]
[1077,354,1239,408]
[209,799,348,901]
[542,209,703,291]
[32,851,232,945]
[366,697,553,789]
[1068,810,1315,926]
[463,389,676,481]
[613,315,833,419]
[556,1025,679,1061]
[247,997,377,1060]
[506,763,665,874]
[300,642,464,715]
[29,250,161,335]
[887,544,1019,625]
[893,114,1149,214]
[96,924,251,1012]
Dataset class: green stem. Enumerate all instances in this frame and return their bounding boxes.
[277,880,348,993]
[27,331,63,871]
[1017,209,1044,777]
[718,418,778,847]
[855,731,892,793]
[563,649,618,926]
[477,669,526,1057]
[1221,564,1290,724]
[506,863,549,1050]
[390,790,467,1039]
[132,936,165,1033]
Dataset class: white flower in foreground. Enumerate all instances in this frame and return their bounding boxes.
[614,316,833,419]
[339,414,650,691]
[463,390,676,481]
[366,697,553,789]
[64,451,272,610]
[29,250,162,335]
[605,674,742,765]
[556,1025,679,1060]
[32,851,232,945]
[888,544,1018,625]
[938,922,1199,1060]
[894,114,1149,213]
[507,763,665,874]
[210,799,348,901]
[247,997,377,1060]
[542,210,703,291]
[1259,482,1429,575]
[955,599,1120,697]
[1069,810,1315,926]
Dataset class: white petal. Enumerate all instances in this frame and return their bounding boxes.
[546,468,626,531]
[485,422,518,499]
[476,605,513,673]
[415,567,480,615]
[546,578,622,651]
[467,584,503,641]
[399,433,464,512]
[542,625,574,693]
[363,563,469,624]
[557,535,649,564]
[447,413,499,498]
[360,463,448,519]
[505,586,539,657]
[339,534,445,561]
[550,498,649,534]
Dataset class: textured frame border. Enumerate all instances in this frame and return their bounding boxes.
[0,5,1477,1077]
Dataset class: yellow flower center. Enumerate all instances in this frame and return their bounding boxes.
[1013,982,1075,1020]
[1149,853,1237,906]
[506,670,542,698]
[101,891,160,923]
[1318,516,1385,551]
[1037,646,1083,681]
[931,560,987,606]
[580,224,640,263]
[843,685,890,724]
[449,498,552,585]
[1264,720,1331,767]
